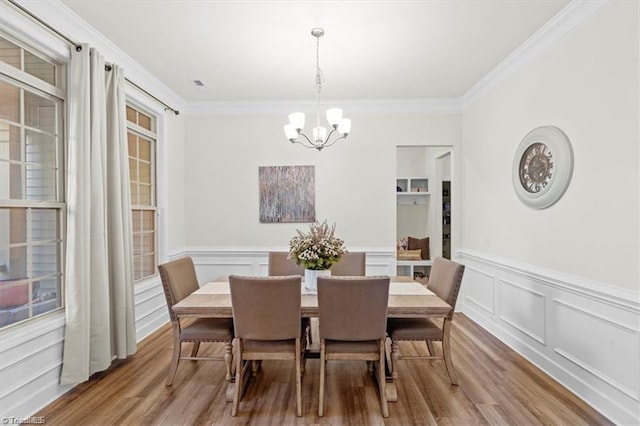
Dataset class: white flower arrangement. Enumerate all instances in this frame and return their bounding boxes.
[288,220,347,270]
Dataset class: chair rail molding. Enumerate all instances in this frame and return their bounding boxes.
[457,249,640,425]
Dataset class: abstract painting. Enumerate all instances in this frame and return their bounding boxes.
[259,165,315,223]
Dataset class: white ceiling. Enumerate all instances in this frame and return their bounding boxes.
[60,0,570,103]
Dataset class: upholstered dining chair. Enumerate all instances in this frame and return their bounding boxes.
[386,257,465,385]
[229,275,306,417]
[267,251,311,344]
[330,252,366,276]
[158,257,234,386]
[317,276,390,417]
[268,251,304,276]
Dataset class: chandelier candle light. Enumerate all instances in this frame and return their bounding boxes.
[284,28,351,151]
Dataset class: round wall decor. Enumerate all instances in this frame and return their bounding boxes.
[512,125,573,209]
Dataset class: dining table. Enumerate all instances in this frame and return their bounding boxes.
[172,277,452,402]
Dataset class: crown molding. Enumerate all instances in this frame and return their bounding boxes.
[460,0,611,108]
[5,0,611,117]
[8,0,186,113]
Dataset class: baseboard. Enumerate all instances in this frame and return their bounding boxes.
[457,249,640,425]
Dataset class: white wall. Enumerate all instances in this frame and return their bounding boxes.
[461,1,638,291]
[183,113,461,250]
[459,2,640,423]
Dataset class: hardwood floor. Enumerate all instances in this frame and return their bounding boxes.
[36,314,611,425]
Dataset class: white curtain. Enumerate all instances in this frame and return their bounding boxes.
[61,45,136,385]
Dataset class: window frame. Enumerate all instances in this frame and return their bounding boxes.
[0,31,66,329]
[126,102,159,283]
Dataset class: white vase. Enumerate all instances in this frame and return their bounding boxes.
[304,269,331,292]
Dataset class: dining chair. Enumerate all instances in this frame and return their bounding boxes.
[267,251,304,276]
[229,275,306,417]
[158,257,234,386]
[317,276,390,417]
[329,252,366,276]
[267,251,311,344]
[386,257,465,385]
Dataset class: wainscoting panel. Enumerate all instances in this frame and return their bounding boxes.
[186,247,396,282]
[0,313,71,419]
[498,278,546,345]
[460,266,495,315]
[457,249,640,425]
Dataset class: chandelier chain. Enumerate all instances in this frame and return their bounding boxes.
[315,34,324,128]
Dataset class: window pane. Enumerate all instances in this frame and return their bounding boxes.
[0,81,20,123]
[6,163,23,199]
[31,209,57,241]
[130,184,138,205]
[132,210,142,232]
[7,246,27,279]
[33,275,61,317]
[25,91,56,134]
[129,158,138,181]
[138,138,150,161]
[139,161,150,184]
[24,51,55,85]
[0,37,21,69]
[138,184,151,206]
[127,133,137,157]
[126,106,137,124]
[8,208,26,245]
[31,243,58,279]
[0,123,21,162]
[142,254,155,278]
[142,233,154,255]
[26,130,56,168]
[26,164,56,201]
[142,210,154,230]
[138,112,151,131]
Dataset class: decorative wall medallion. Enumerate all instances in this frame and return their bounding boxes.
[512,126,573,209]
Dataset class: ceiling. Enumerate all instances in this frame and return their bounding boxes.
[60,0,570,103]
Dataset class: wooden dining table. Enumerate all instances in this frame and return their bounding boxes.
[172,278,451,402]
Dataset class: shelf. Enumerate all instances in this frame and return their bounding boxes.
[397,192,430,205]
[396,260,433,266]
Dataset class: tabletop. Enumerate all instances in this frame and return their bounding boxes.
[172,279,452,318]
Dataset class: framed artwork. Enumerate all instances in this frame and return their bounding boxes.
[259,165,315,223]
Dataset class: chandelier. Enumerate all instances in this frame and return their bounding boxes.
[284,28,351,151]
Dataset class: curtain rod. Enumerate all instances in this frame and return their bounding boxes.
[7,0,180,116]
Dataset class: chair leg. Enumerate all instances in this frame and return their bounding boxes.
[318,339,326,417]
[224,340,233,381]
[166,331,182,386]
[232,339,243,416]
[190,342,200,359]
[295,338,302,417]
[378,340,389,418]
[426,340,436,356]
[390,339,400,380]
[442,320,459,385]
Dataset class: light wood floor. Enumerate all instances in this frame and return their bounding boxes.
[37,314,611,425]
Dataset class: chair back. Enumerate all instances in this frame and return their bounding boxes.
[229,275,302,340]
[158,257,200,321]
[317,276,390,341]
[330,252,366,276]
[428,257,465,311]
[268,251,304,276]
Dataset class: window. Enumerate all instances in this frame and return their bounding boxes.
[126,105,157,281]
[0,35,65,328]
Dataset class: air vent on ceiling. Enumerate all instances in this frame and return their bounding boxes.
[192,79,206,87]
